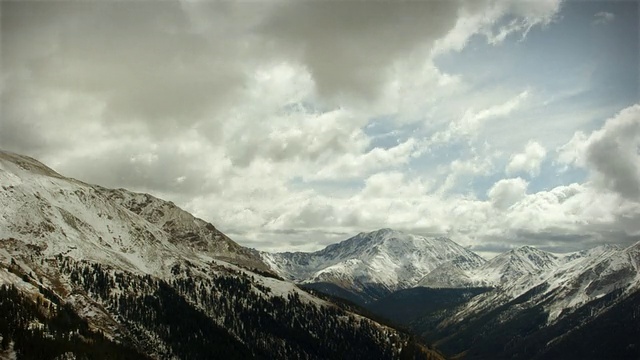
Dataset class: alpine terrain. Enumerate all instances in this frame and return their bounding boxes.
[2,149,638,360]
[262,229,486,303]
[278,230,640,359]
[0,150,441,360]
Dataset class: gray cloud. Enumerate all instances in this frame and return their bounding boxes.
[556,105,640,201]
[471,228,639,256]
[2,2,246,135]
[6,0,634,259]
[224,110,365,167]
[585,105,640,200]
[0,0,463,172]
[259,1,459,99]
[517,228,639,253]
[487,177,528,210]
[62,144,224,198]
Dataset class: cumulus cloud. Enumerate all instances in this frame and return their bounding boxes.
[487,177,529,210]
[506,140,547,176]
[309,138,418,181]
[557,104,640,200]
[0,0,523,174]
[438,149,496,194]
[5,0,638,257]
[259,1,460,100]
[586,105,640,199]
[556,131,589,169]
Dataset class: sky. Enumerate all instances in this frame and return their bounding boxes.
[1,0,639,258]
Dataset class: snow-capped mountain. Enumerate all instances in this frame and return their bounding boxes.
[0,150,433,359]
[262,228,486,293]
[442,240,640,330]
[364,241,640,359]
[3,149,636,359]
[260,222,640,358]
[261,221,639,330]
[419,245,563,289]
[0,150,267,276]
[473,245,559,285]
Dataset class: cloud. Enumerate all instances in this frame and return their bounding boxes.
[506,140,547,176]
[308,138,418,181]
[557,104,640,200]
[259,1,460,100]
[586,105,640,199]
[593,11,615,25]
[224,107,367,168]
[487,177,529,210]
[430,90,529,144]
[5,0,638,259]
[1,2,247,134]
[433,0,561,53]
[556,131,589,169]
[438,148,496,194]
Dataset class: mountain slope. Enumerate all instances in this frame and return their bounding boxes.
[420,240,640,359]
[473,246,559,285]
[263,228,486,298]
[0,150,268,276]
[260,212,638,358]
[357,241,640,359]
[0,150,436,359]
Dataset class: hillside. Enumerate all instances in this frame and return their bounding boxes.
[0,150,439,359]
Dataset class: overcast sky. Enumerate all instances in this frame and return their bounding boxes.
[1,0,638,257]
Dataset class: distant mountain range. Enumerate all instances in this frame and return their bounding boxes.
[263,228,639,301]
[263,226,640,359]
[1,149,638,359]
[262,228,484,294]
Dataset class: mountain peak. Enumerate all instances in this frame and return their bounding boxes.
[360,228,403,240]
[372,228,396,234]
[263,229,486,295]
[512,244,542,252]
[472,244,559,286]
[0,149,269,275]
[505,245,557,260]
[0,150,64,179]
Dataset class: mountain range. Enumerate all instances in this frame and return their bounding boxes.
[1,149,639,359]
[262,217,640,358]
[0,150,437,360]
[263,228,639,304]
[262,229,485,297]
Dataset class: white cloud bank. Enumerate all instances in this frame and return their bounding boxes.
[2,0,638,257]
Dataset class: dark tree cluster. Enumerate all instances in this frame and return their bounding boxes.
[54,257,424,359]
[0,284,146,360]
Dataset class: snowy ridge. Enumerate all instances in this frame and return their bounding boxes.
[262,222,640,338]
[262,228,486,292]
[443,241,640,327]
[417,246,560,289]
[0,150,268,277]
[468,245,560,287]
[0,149,413,311]
[0,149,326,310]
